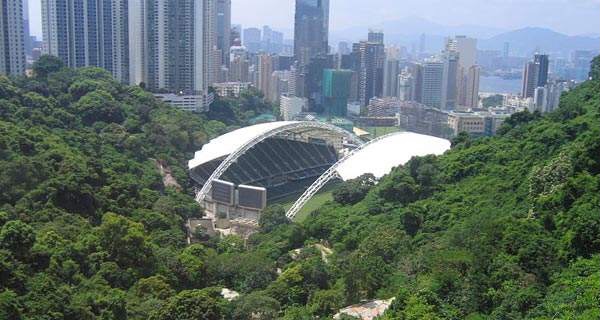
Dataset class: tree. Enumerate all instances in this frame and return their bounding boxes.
[590,55,600,80]
[0,220,35,260]
[74,90,125,125]
[259,205,290,233]
[482,94,504,108]
[97,213,154,273]
[149,289,229,320]
[32,55,65,78]
[232,292,281,320]
[0,290,22,320]
[333,174,377,205]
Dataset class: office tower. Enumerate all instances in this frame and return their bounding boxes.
[216,0,231,66]
[503,42,510,58]
[421,60,444,109]
[383,57,399,97]
[257,54,274,96]
[270,70,292,102]
[352,37,385,106]
[418,33,426,55]
[441,51,459,110]
[243,27,261,53]
[322,69,352,117]
[304,54,333,111]
[466,65,480,108]
[446,35,479,108]
[368,29,384,44]
[411,64,423,103]
[270,30,284,54]
[0,0,26,75]
[447,36,477,70]
[338,41,350,55]
[534,54,549,86]
[294,0,329,67]
[522,61,539,98]
[521,54,549,98]
[42,0,129,82]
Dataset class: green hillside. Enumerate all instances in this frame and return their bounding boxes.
[0,55,598,319]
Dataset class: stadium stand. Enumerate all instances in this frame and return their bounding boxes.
[190,137,339,201]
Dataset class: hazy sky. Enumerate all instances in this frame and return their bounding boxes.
[28,0,600,39]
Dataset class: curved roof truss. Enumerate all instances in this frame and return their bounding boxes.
[285,132,397,220]
[195,121,363,204]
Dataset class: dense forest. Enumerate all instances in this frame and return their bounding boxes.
[0,55,599,319]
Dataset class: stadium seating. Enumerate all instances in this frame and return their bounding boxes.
[190,137,339,200]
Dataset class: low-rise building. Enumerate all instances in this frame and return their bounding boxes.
[213,82,251,98]
[398,102,450,138]
[154,93,213,113]
[447,111,509,136]
[280,95,307,121]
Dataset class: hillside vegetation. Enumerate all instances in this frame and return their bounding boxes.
[0,56,599,319]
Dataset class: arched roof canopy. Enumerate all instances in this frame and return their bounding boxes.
[191,121,364,203]
[286,132,451,220]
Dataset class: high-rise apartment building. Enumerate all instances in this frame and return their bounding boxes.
[294,0,329,67]
[257,54,274,97]
[129,0,218,94]
[368,30,384,44]
[42,0,129,82]
[0,0,26,75]
[21,0,31,54]
[352,38,385,106]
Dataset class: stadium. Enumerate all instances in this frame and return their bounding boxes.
[188,121,450,235]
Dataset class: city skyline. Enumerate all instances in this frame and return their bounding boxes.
[26,0,600,40]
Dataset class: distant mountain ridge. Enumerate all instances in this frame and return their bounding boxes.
[330,17,599,56]
[479,27,600,55]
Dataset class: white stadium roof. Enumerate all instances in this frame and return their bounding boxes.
[335,132,451,181]
[188,121,300,170]
[286,132,451,219]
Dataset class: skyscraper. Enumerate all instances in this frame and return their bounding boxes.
[522,61,539,99]
[442,51,459,110]
[257,54,274,97]
[0,0,26,75]
[421,60,444,109]
[22,0,31,54]
[352,37,385,106]
[216,0,231,66]
[383,57,399,97]
[446,35,479,109]
[521,54,550,98]
[294,0,329,67]
[130,0,218,93]
[466,65,480,108]
[243,27,261,53]
[534,54,549,87]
